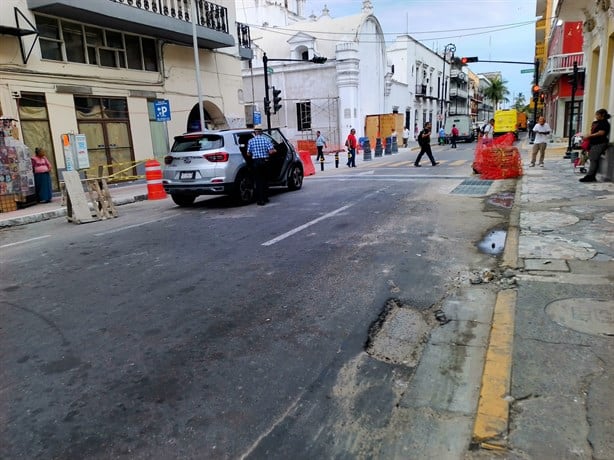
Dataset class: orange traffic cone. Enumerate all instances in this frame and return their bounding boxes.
[145,159,167,200]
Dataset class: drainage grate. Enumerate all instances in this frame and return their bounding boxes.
[450,178,493,195]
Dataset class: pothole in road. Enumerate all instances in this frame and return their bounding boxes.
[365,299,436,367]
[477,228,507,255]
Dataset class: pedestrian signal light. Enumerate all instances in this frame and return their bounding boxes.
[272,87,282,114]
[461,56,478,64]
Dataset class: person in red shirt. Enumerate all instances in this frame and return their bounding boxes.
[345,128,358,167]
[451,124,459,148]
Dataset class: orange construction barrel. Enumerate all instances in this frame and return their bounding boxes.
[145,159,167,200]
[299,150,316,176]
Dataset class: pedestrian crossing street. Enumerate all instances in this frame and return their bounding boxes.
[367,159,471,168]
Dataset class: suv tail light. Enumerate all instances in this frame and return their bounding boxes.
[204,152,229,162]
[164,155,174,165]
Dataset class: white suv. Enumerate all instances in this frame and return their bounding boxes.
[162,128,304,206]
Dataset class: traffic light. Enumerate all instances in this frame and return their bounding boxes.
[264,97,271,116]
[272,87,282,114]
[539,93,545,102]
[461,56,478,64]
[532,84,540,101]
[311,56,327,64]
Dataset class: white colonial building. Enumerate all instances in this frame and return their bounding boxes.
[386,35,449,137]
[239,0,388,147]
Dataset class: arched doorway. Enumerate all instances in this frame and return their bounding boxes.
[186,101,228,132]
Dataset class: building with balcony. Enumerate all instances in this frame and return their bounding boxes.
[386,34,445,137]
[0,0,250,190]
[538,21,584,139]
[546,0,614,142]
[448,65,470,117]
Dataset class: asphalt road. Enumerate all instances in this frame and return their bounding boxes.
[0,142,515,459]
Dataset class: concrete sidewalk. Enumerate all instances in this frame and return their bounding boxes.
[0,182,149,228]
[471,145,614,457]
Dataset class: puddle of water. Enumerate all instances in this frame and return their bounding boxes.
[487,192,515,209]
[477,229,507,255]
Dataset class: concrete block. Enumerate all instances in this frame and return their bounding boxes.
[524,258,569,272]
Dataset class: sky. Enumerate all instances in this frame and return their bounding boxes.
[303,0,539,106]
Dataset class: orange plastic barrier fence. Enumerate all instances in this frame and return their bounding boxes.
[473,133,523,180]
[145,159,167,200]
[298,150,316,176]
[297,140,317,155]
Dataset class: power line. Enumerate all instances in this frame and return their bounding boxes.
[247,18,543,45]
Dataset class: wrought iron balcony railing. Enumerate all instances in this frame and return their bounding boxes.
[540,52,584,87]
[110,0,228,34]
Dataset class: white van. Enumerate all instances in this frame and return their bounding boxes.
[444,115,475,143]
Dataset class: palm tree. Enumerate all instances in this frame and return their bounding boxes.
[514,93,526,111]
[483,77,510,111]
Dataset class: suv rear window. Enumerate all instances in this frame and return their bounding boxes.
[172,134,224,152]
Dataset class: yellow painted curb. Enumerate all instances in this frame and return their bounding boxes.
[472,289,516,445]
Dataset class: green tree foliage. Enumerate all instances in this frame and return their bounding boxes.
[483,77,510,110]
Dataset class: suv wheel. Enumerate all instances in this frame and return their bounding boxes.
[171,193,196,207]
[287,164,303,191]
[233,170,254,205]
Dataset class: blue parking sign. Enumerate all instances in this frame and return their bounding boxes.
[154,99,171,122]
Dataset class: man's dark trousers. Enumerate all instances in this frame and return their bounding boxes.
[316,146,324,162]
[253,158,269,204]
[414,143,436,165]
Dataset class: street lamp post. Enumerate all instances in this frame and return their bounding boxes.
[440,43,456,131]
[262,53,327,130]
[564,62,579,159]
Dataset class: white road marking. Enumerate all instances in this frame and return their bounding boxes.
[0,235,51,249]
[94,215,177,236]
[262,204,353,246]
[262,188,387,246]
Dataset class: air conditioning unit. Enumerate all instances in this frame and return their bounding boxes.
[11,91,21,99]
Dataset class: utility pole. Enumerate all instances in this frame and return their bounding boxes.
[440,43,456,130]
[531,59,540,144]
[263,53,272,130]
[191,0,205,131]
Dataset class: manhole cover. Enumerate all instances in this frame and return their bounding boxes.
[546,298,614,336]
[451,179,493,195]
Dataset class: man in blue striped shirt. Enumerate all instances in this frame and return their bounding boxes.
[247,127,276,205]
